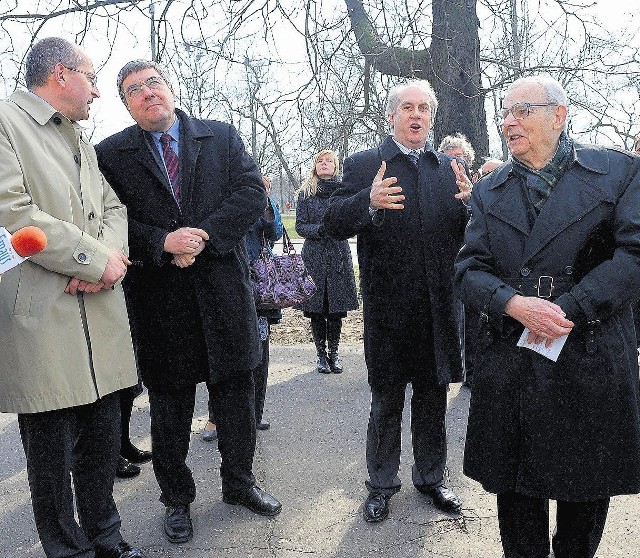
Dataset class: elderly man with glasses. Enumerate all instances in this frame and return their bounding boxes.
[455,75,640,558]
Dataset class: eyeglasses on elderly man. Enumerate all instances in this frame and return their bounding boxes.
[500,101,558,121]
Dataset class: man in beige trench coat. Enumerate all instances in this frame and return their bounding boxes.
[0,38,146,558]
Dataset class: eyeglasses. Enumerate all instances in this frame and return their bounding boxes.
[500,102,558,121]
[62,65,98,89]
[124,76,166,99]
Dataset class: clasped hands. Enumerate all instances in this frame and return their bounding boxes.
[505,294,574,347]
[165,227,209,268]
[368,160,472,210]
[65,249,130,295]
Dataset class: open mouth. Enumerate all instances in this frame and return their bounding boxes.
[410,124,422,131]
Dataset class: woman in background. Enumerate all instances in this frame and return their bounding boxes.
[295,150,358,374]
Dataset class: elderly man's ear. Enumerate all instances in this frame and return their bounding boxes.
[554,105,568,130]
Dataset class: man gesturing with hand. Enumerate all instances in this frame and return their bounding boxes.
[96,59,282,545]
[324,80,469,524]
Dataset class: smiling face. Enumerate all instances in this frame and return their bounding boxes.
[388,86,432,150]
[501,83,567,169]
[122,68,176,132]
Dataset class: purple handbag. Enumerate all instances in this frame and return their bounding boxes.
[250,226,317,310]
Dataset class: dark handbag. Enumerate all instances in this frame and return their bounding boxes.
[250,226,317,310]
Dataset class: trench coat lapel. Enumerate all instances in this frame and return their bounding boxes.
[485,165,531,237]
[523,162,611,262]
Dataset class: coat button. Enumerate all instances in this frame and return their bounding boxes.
[53,116,62,125]
[74,154,80,165]
[520,267,531,277]
[564,265,573,275]
[77,252,87,262]
[88,212,95,220]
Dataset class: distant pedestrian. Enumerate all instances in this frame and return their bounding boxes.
[296,149,359,374]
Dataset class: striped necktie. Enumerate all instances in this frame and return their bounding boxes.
[160,133,180,205]
[407,150,420,167]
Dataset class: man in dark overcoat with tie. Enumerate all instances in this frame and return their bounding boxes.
[95,60,281,545]
[323,80,472,523]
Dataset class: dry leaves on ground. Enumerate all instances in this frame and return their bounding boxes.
[270,307,364,345]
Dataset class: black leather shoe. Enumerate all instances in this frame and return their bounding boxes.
[256,420,271,430]
[120,443,152,464]
[164,504,193,543]
[115,456,140,479]
[222,486,282,516]
[363,493,390,522]
[419,485,462,514]
[317,355,331,374]
[95,541,148,558]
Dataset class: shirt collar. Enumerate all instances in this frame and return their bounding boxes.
[149,115,180,143]
[392,137,425,156]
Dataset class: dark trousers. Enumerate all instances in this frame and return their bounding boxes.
[253,332,270,423]
[17,393,123,558]
[365,375,448,495]
[497,491,610,558]
[208,332,270,424]
[148,374,256,505]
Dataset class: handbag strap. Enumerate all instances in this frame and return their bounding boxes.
[281,225,296,255]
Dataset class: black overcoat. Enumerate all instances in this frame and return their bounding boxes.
[96,110,265,391]
[323,137,467,388]
[454,143,640,500]
[295,179,359,315]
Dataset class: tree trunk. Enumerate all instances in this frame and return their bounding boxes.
[344,0,488,161]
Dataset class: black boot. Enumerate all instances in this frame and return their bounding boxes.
[310,316,330,374]
[327,318,343,374]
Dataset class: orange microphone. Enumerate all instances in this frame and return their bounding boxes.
[11,226,48,257]
[0,225,48,273]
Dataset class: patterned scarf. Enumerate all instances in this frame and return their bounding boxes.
[511,131,575,212]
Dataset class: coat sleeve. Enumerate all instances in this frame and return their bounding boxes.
[323,155,381,240]
[454,186,519,323]
[195,125,266,255]
[295,193,324,240]
[0,120,116,283]
[554,158,640,325]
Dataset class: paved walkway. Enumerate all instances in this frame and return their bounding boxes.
[1,344,638,557]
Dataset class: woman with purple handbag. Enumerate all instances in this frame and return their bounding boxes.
[202,176,283,441]
[295,150,359,374]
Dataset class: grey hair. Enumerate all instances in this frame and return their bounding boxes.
[505,75,568,107]
[438,133,476,167]
[117,59,173,103]
[25,37,84,90]
[505,75,568,131]
[386,80,439,120]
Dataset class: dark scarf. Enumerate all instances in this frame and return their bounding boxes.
[316,178,340,199]
[512,131,575,212]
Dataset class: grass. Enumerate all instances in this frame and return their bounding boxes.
[281,212,298,239]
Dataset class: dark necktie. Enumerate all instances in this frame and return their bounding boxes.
[160,133,180,205]
[407,150,420,167]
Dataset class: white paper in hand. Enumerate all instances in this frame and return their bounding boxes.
[517,328,569,362]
